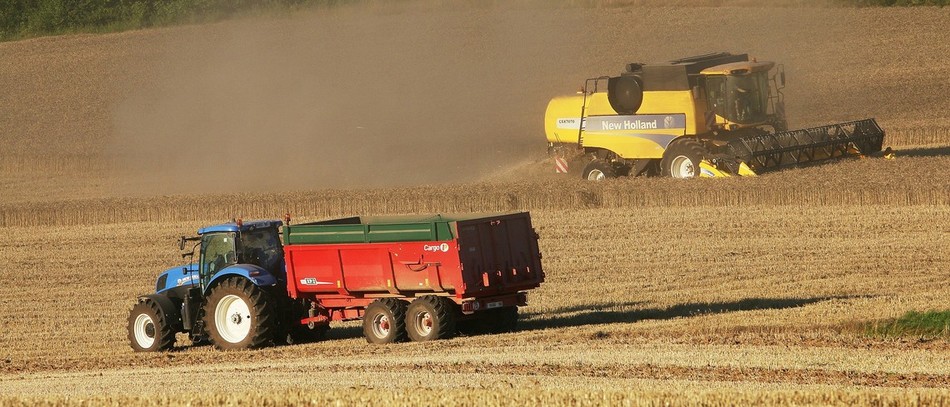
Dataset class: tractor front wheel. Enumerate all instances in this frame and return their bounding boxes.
[203,277,275,350]
[127,299,176,352]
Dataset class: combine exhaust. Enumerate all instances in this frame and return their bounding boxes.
[724,119,885,174]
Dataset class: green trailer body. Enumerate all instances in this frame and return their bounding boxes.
[282,213,509,245]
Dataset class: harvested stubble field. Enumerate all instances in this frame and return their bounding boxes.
[1,2,949,406]
[1,206,950,405]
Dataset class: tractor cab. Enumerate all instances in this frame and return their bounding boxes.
[180,219,285,291]
[700,60,786,131]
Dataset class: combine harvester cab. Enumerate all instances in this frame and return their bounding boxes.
[543,52,885,180]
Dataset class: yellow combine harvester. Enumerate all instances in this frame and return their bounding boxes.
[544,52,885,179]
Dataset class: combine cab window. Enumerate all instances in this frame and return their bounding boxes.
[706,72,770,125]
[200,233,237,281]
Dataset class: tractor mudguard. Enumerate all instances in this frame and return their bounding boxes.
[139,293,184,332]
[204,264,278,295]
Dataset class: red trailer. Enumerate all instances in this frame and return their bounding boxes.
[283,212,544,343]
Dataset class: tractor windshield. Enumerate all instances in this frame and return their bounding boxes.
[707,71,770,125]
[200,232,237,278]
[240,227,283,274]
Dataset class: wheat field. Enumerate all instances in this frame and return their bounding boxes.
[0,2,949,406]
[1,205,948,405]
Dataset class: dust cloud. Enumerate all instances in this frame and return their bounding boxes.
[109,2,946,195]
[110,4,592,195]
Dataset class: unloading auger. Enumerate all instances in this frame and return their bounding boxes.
[543,52,886,180]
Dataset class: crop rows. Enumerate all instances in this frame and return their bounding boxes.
[1,205,947,404]
[1,153,947,228]
[3,386,950,407]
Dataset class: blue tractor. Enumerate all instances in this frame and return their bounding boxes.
[126,219,320,351]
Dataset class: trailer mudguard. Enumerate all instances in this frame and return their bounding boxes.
[204,264,278,295]
[138,293,184,332]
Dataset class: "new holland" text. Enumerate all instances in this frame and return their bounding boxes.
[601,120,658,130]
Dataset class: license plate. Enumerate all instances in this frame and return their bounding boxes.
[486,301,503,309]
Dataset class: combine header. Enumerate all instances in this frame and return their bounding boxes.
[725,119,884,174]
[544,52,886,179]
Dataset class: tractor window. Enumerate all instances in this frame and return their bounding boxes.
[240,228,282,273]
[200,232,237,278]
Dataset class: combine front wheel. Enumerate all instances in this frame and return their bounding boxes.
[661,139,707,179]
[582,159,616,181]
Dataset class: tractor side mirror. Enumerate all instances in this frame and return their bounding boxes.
[179,236,186,251]
[780,72,786,87]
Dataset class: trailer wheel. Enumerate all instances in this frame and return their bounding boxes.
[661,139,707,179]
[363,298,408,344]
[582,159,616,181]
[203,277,275,350]
[127,299,176,352]
[407,296,457,342]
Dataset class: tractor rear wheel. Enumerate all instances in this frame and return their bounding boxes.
[127,299,176,352]
[582,159,617,181]
[406,296,457,342]
[363,298,408,344]
[203,277,275,350]
[661,139,708,179]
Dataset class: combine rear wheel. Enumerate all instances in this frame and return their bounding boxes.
[406,296,457,342]
[127,299,176,352]
[363,298,408,344]
[203,277,275,350]
[661,139,708,178]
[582,159,617,181]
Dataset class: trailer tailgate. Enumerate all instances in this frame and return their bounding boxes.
[456,212,544,297]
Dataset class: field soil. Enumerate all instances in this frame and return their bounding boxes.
[0,2,948,405]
